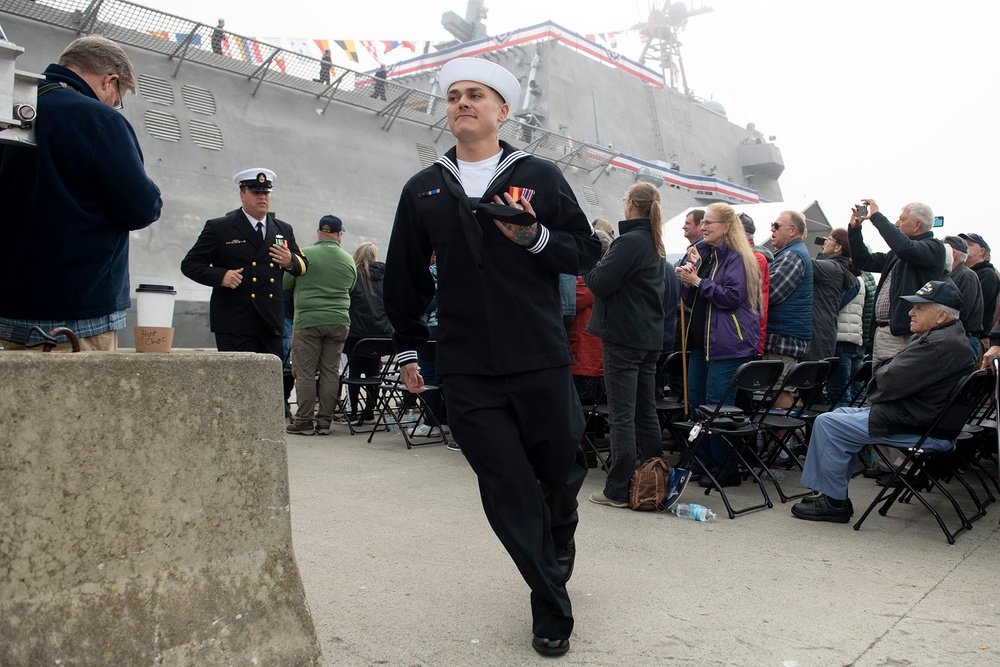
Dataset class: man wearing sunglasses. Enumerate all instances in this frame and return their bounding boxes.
[764,211,814,406]
[0,36,162,352]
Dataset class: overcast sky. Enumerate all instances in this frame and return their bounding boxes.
[138,0,999,246]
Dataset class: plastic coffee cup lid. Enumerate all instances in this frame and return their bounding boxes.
[136,284,177,294]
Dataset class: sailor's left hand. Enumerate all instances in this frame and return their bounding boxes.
[269,242,293,269]
[492,193,539,247]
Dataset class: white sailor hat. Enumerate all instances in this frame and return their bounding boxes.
[439,57,521,107]
[234,167,276,191]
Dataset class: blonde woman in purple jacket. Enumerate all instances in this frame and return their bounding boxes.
[676,202,763,486]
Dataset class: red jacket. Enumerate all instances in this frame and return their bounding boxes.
[755,251,770,355]
[570,277,603,376]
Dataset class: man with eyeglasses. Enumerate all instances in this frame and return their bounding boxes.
[764,211,813,406]
[0,36,162,352]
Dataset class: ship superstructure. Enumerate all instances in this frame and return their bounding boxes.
[1,0,786,346]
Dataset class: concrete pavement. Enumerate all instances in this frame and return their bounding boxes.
[286,428,1000,666]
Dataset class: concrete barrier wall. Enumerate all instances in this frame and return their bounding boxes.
[0,352,320,666]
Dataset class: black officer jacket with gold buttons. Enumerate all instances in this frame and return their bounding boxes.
[181,208,307,336]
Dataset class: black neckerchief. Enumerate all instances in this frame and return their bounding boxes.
[435,141,531,269]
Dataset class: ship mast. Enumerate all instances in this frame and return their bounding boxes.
[441,0,490,44]
[636,2,712,95]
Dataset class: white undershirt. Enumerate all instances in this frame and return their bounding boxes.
[457,150,502,199]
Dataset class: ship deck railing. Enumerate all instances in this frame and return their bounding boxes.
[0,0,618,174]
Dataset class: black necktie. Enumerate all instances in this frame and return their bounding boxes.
[256,221,264,240]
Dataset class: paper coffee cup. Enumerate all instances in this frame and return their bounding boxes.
[135,284,177,328]
[133,326,174,353]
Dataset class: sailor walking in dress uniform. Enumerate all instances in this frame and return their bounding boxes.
[182,168,308,357]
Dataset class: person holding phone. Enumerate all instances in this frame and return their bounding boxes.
[182,168,308,358]
[848,199,945,361]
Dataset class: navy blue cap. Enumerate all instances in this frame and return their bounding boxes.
[959,233,990,253]
[318,215,344,233]
[901,280,963,310]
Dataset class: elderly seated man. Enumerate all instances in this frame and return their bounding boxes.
[791,280,975,523]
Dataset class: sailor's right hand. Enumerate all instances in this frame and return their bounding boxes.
[400,362,426,394]
[222,268,244,289]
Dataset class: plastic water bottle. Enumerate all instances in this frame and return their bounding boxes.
[766,468,785,483]
[388,415,400,436]
[672,502,717,522]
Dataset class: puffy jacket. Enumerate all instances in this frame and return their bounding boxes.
[836,277,865,346]
[680,240,761,361]
[585,218,665,351]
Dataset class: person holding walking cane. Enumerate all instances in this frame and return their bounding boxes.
[675,202,763,487]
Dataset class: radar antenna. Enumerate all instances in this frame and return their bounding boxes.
[635,2,712,95]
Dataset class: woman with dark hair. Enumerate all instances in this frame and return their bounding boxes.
[584,183,669,508]
[675,202,763,486]
[345,242,393,424]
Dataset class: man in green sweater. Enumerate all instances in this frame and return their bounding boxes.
[284,216,357,435]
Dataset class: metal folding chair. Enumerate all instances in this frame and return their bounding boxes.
[674,360,784,518]
[755,360,833,502]
[854,369,995,544]
[382,340,450,449]
[335,337,396,437]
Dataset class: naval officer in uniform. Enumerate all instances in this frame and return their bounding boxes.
[182,168,307,357]
[383,57,601,657]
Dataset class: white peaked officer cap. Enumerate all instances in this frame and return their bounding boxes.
[439,57,521,107]
[233,168,276,191]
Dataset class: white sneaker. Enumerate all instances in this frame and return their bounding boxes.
[414,424,448,437]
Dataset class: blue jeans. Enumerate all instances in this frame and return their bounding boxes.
[802,407,953,500]
[686,352,751,476]
[828,341,864,406]
[602,343,662,502]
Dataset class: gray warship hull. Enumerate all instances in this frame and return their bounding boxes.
[1,0,787,347]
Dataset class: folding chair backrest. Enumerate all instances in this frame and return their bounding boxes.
[776,361,831,413]
[779,360,831,394]
[350,337,396,360]
[917,370,993,446]
[733,359,785,394]
[841,359,873,407]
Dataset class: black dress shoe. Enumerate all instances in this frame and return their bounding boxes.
[801,494,854,516]
[532,635,570,657]
[791,495,851,523]
[554,539,575,583]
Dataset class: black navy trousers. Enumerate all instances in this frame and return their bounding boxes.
[444,365,587,640]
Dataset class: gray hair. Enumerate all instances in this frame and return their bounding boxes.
[780,210,806,235]
[904,202,933,233]
[58,35,136,94]
[927,302,960,322]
